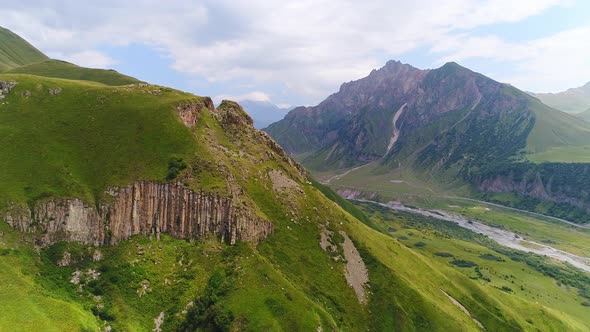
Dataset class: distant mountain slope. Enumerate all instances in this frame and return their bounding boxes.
[5,59,141,86]
[0,27,140,86]
[533,81,590,114]
[239,99,290,128]
[267,61,590,223]
[526,97,590,153]
[578,108,590,122]
[0,27,48,71]
[268,61,590,168]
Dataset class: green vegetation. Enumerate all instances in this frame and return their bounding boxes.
[0,27,48,71]
[354,201,590,330]
[526,97,590,156]
[451,260,478,268]
[2,27,590,331]
[526,145,590,163]
[5,59,141,86]
[309,178,370,223]
[0,74,200,206]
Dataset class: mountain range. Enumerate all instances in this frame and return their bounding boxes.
[533,81,590,114]
[267,60,590,223]
[238,99,290,129]
[1,26,590,331]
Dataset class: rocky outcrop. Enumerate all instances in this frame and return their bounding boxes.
[215,100,254,128]
[176,98,214,127]
[5,181,272,246]
[0,81,16,99]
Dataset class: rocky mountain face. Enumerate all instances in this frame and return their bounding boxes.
[267,61,533,170]
[5,181,273,246]
[533,81,590,114]
[267,61,590,223]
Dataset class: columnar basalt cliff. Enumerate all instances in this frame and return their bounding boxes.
[5,181,273,246]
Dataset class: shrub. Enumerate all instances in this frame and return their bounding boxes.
[451,260,478,268]
[166,157,187,180]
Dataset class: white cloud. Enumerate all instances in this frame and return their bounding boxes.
[213,91,271,104]
[0,0,575,102]
[49,50,117,68]
[434,26,590,92]
[276,103,291,109]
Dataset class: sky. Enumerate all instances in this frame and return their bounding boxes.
[2,0,589,107]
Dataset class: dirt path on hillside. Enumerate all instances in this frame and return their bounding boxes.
[323,162,375,184]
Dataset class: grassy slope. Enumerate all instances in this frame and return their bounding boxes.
[0,27,48,71]
[0,74,198,206]
[5,59,141,86]
[534,85,590,114]
[579,108,590,122]
[0,66,588,329]
[2,76,584,330]
[526,97,590,160]
[354,202,590,331]
[0,222,100,331]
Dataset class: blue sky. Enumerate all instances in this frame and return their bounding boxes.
[3,0,589,107]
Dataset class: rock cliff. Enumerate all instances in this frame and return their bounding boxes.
[5,181,272,246]
[176,98,214,127]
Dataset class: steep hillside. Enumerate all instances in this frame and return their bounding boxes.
[534,82,590,114]
[3,73,582,331]
[0,27,48,71]
[1,26,140,86]
[2,30,589,329]
[267,61,590,223]
[579,108,590,122]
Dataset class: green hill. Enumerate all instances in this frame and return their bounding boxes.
[0,27,140,86]
[5,59,141,86]
[1,30,589,331]
[0,27,48,71]
[526,96,590,155]
[0,74,197,206]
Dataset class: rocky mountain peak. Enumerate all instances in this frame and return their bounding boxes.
[215,100,255,128]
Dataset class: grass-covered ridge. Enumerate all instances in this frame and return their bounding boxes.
[0,27,48,71]
[5,59,141,86]
[0,74,200,206]
[525,96,590,159]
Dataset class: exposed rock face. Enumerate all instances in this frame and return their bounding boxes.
[215,100,254,128]
[176,98,214,127]
[478,172,590,214]
[5,181,272,246]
